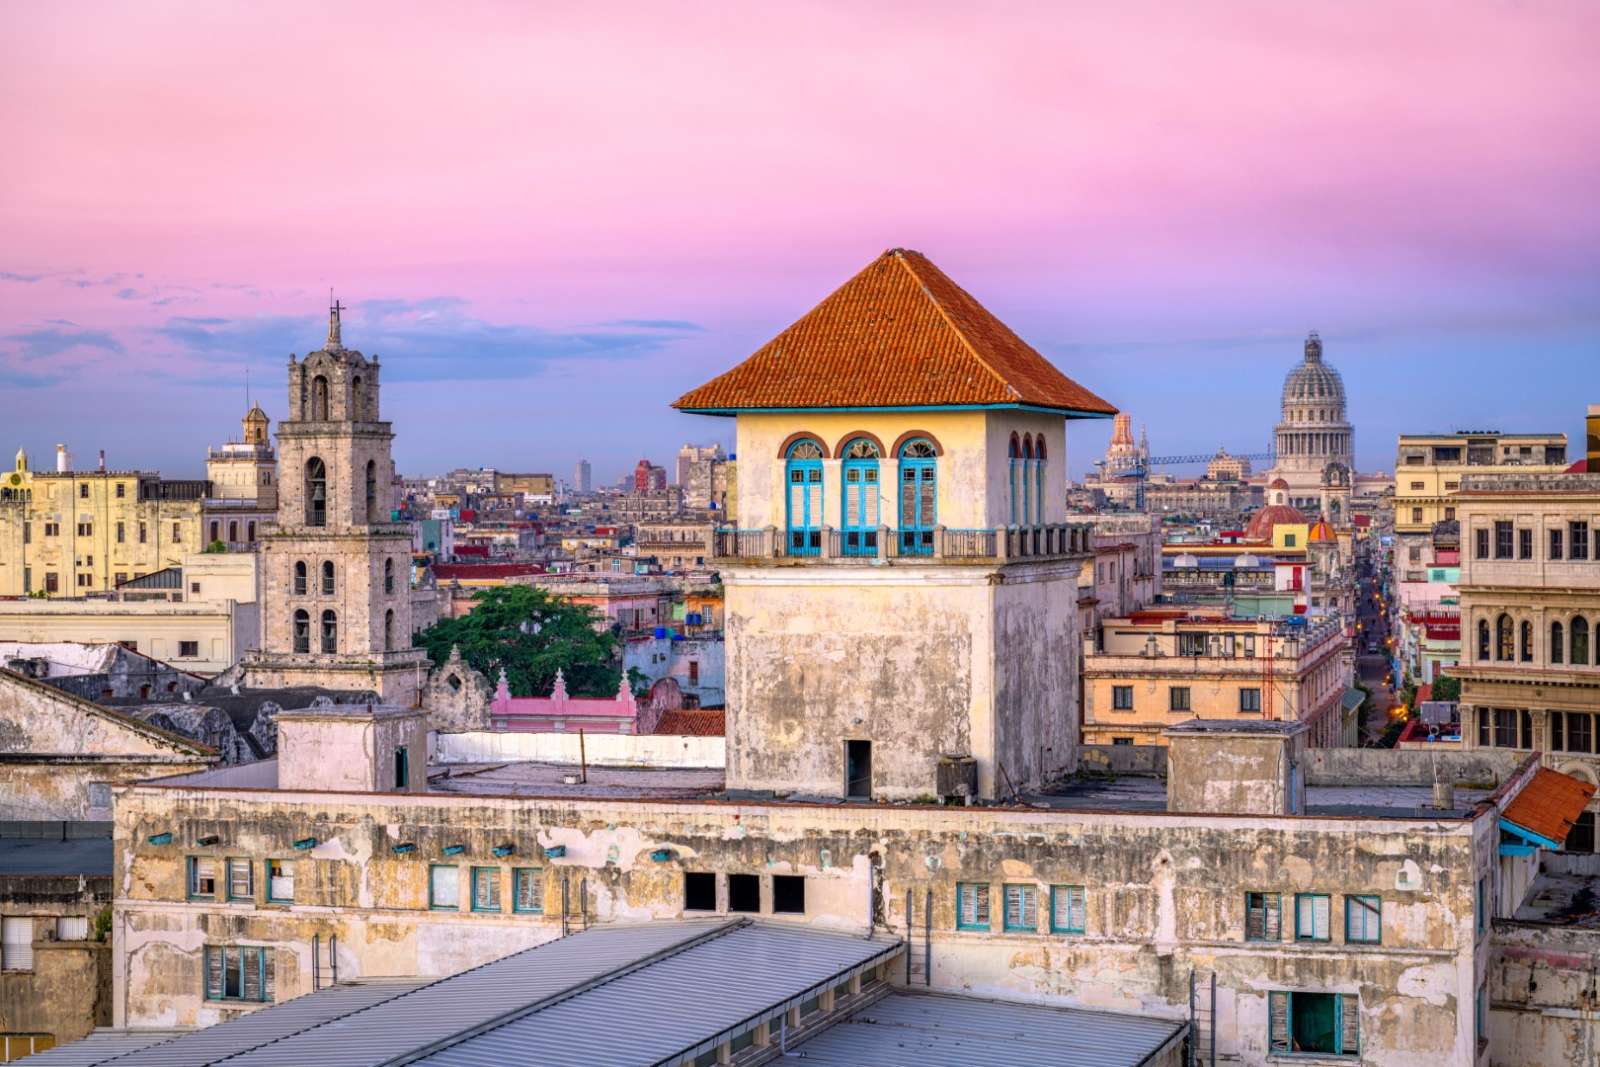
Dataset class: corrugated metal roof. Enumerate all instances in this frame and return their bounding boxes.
[791,993,1186,1067]
[417,922,899,1067]
[14,1030,184,1065]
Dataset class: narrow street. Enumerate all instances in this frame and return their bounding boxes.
[1353,552,1397,742]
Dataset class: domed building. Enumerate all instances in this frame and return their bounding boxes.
[1268,332,1354,514]
[1244,477,1308,541]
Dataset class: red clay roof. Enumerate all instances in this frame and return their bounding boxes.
[1503,768,1597,845]
[653,709,725,737]
[432,563,546,581]
[672,249,1115,415]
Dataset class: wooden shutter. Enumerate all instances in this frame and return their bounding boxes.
[243,948,263,1001]
[1349,896,1380,941]
[1264,895,1280,940]
[517,869,543,912]
[1269,991,1290,1052]
[1068,887,1086,932]
[205,946,223,999]
[1247,894,1280,940]
[1338,993,1359,1054]
[229,860,252,899]
[1005,886,1036,930]
[1314,896,1331,940]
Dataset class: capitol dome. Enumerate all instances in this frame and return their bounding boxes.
[1281,332,1346,406]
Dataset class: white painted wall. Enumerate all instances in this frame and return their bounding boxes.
[432,730,724,769]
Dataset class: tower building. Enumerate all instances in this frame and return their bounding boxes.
[242,302,427,704]
[674,249,1110,801]
[1268,332,1355,513]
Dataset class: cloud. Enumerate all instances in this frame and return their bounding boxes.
[0,327,127,388]
[0,271,45,283]
[4,327,125,358]
[598,318,706,331]
[150,299,695,384]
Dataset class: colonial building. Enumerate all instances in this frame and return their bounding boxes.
[1452,449,1600,847]
[202,404,277,551]
[1083,610,1357,747]
[0,447,206,598]
[675,248,1110,800]
[239,303,428,705]
[1267,332,1355,514]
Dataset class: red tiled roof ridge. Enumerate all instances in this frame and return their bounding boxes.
[671,248,1114,415]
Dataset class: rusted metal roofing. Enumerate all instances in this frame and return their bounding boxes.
[1503,768,1597,846]
[672,249,1115,416]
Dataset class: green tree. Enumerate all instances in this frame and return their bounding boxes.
[418,585,623,698]
[1430,675,1461,702]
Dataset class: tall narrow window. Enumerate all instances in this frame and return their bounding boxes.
[1552,621,1565,664]
[293,561,308,595]
[228,521,238,543]
[783,439,823,557]
[384,557,395,594]
[1008,434,1021,526]
[1496,614,1514,661]
[956,883,990,930]
[320,610,337,653]
[1520,620,1534,663]
[1477,619,1490,661]
[292,610,310,654]
[839,438,881,557]
[1245,892,1281,941]
[1020,436,1033,530]
[1572,521,1591,561]
[1574,617,1591,666]
[898,438,937,556]
[247,521,256,541]
[321,560,335,595]
[384,609,395,652]
[394,746,409,789]
[351,375,363,420]
[311,375,330,420]
[305,457,327,527]
[1551,528,1565,560]
[1294,893,1331,941]
[1034,438,1047,526]
[365,460,378,523]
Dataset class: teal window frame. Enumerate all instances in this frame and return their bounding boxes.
[394,746,409,790]
[839,438,881,557]
[203,945,274,1003]
[186,856,217,901]
[513,868,545,914]
[1269,990,1358,1057]
[1344,895,1381,944]
[955,882,990,931]
[1001,883,1038,932]
[265,859,294,905]
[471,867,502,913]
[429,864,460,911]
[225,858,253,902]
[896,439,937,556]
[1294,893,1331,942]
[784,439,824,557]
[1245,892,1281,941]
[1049,884,1086,934]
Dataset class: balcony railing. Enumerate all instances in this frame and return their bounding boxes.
[712,523,1091,563]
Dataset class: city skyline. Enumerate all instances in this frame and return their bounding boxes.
[3,3,1596,481]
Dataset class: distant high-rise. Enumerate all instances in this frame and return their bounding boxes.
[573,459,592,493]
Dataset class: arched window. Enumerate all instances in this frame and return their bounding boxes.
[247,521,256,541]
[293,561,308,595]
[384,557,396,595]
[1034,437,1048,526]
[311,375,329,420]
[1477,618,1490,661]
[228,521,238,543]
[209,521,220,543]
[305,457,327,527]
[292,609,310,653]
[320,610,337,653]
[321,560,335,595]
[1021,436,1034,530]
[784,439,824,556]
[1552,621,1565,664]
[1573,616,1590,666]
[898,438,937,556]
[384,608,395,652]
[1008,434,1021,526]
[1496,614,1514,661]
[365,460,378,523]
[1520,620,1534,663]
[351,375,363,421]
[840,438,881,557]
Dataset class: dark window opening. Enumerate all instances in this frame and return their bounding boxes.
[306,457,327,527]
[772,875,806,914]
[845,740,872,799]
[728,873,760,913]
[684,872,716,911]
[1569,810,1596,854]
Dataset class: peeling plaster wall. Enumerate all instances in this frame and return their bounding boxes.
[113,787,1485,1064]
[0,877,112,1048]
[1490,922,1600,1067]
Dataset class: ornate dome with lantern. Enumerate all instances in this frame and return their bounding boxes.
[1267,332,1356,510]
[1244,477,1308,541]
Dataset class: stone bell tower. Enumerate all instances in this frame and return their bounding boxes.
[241,301,428,704]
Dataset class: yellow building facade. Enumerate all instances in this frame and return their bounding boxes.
[0,449,206,598]
[1394,432,1567,536]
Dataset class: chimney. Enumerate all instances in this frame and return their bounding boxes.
[1587,404,1599,472]
[97,449,106,472]
[55,444,68,473]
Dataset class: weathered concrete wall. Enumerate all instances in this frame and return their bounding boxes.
[1079,743,1167,776]
[418,647,492,732]
[432,730,725,768]
[1491,921,1600,1067]
[276,710,427,794]
[0,876,112,1048]
[1305,747,1524,788]
[1167,728,1305,816]
[112,784,1486,1064]
[991,561,1083,791]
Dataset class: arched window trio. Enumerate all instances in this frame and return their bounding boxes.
[1480,612,1599,667]
[1008,433,1047,528]
[784,434,944,557]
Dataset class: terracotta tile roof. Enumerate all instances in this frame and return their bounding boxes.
[432,563,546,581]
[1503,768,1597,846]
[653,709,725,737]
[673,249,1115,415]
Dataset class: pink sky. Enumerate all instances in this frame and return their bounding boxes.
[2,2,1596,479]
